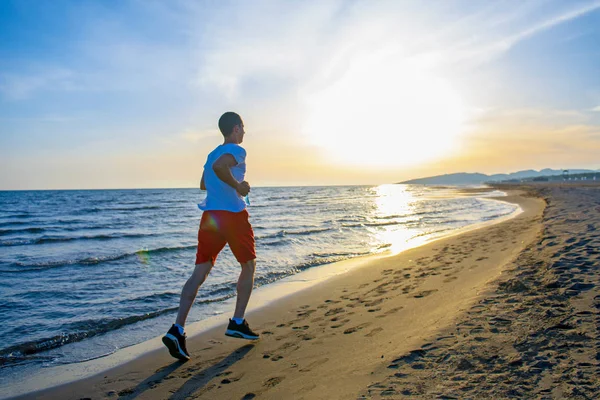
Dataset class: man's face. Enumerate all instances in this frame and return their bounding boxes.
[235,122,245,143]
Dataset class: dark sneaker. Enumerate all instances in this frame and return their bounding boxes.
[162,324,190,361]
[225,319,260,340]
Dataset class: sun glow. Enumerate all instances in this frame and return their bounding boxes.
[302,50,466,167]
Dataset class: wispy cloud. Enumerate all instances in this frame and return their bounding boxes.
[180,128,218,143]
[0,67,76,100]
[428,1,600,69]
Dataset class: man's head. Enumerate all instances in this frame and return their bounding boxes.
[218,112,244,143]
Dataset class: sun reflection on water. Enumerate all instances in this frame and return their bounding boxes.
[371,184,431,254]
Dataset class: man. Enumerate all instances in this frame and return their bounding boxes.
[162,112,259,361]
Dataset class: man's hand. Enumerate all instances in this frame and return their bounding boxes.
[236,181,250,196]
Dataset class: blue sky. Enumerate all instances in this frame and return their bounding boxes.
[1,0,600,189]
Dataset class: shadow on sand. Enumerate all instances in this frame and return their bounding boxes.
[168,344,255,400]
[119,359,186,399]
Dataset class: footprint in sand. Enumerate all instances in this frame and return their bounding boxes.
[263,376,284,388]
[364,298,385,307]
[402,285,415,294]
[413,289,438,298]
[365,327,383,337]
[292,325,309,330]
[343,323,371,334]
[220,373,244,384]
[375,307,403,318]
[325,307,345,316]
[296,309,316,318]
[331,318,350,329]
[299,358,329,372]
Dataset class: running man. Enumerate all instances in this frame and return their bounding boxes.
[162,112,259,361]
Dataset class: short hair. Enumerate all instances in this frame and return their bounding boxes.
[218,112,243,136]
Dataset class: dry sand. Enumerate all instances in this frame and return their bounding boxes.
[22,184,600,399]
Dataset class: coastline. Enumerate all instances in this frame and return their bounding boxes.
[9,188,548,399]
[1,189,520,399]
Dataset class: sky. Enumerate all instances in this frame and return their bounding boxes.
[1,0,600,190]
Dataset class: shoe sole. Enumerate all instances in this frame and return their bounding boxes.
[225,329,260,340]
[162,333,190,361]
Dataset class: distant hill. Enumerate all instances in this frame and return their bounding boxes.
[399,168,598,185]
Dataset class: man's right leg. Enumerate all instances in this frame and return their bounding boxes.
[225,259,260,340]
[233,259,256,319]
[163,261,213,361]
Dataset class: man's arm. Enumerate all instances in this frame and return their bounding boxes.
[200,171,206,190]
[212,153,250,196]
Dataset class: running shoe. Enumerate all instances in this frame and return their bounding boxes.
[162,324,191,361]
[225,319,260,340]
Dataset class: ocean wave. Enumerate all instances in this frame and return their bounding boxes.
[342,220,405,228]
[108,205,166,211]
[5,244,197,272]
[122,292,180,304]
[120,289,236,307]
[261,240,288,247]
[0,213,33,219]
[0,221,29,228]
[0,232,160,247]
[364,221,404,227]
[410,228,453,239]
[335,216,367,223]
[256,227,332,240]
[248,252,376,288]
[340,223,366,228]
[0,293,235,367]
[481,211,512,221]
[202,284,236,298]
[276,250,374,273]
[73,205,164,214]
[0,309,176,366]
[0,227,46,236]
[253,271,294,286]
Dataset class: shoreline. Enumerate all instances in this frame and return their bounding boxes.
[3,188,520,399]
[10,188,544,399]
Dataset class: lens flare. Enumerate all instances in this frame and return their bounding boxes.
[136,248,150,264]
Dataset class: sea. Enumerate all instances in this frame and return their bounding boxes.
[0,185,517,389]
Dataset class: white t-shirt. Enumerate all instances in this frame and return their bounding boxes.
[198,143,247,212]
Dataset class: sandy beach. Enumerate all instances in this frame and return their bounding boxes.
[19,184,600,399]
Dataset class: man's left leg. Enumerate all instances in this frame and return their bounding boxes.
[162,261,214,361]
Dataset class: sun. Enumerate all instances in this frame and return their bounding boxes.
[302,50,466,167]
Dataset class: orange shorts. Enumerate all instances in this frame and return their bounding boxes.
[195,209,256,265]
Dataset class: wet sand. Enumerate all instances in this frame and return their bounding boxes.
[20,184,600,399]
